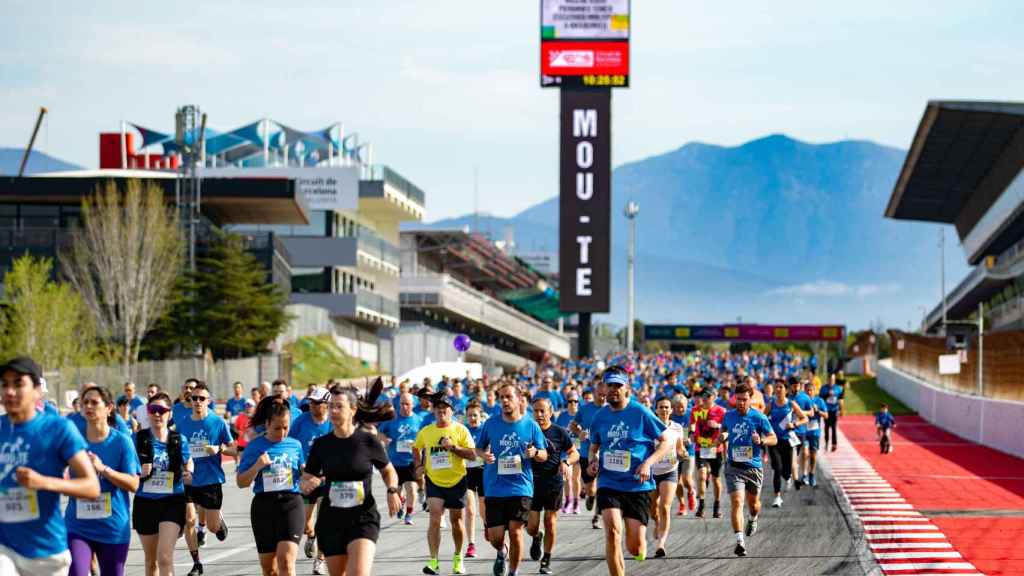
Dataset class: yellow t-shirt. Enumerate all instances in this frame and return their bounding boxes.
[413,422,475,488]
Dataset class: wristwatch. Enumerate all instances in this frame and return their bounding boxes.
[386,486,400,495]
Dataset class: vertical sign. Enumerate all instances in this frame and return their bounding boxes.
[560,88,611,313]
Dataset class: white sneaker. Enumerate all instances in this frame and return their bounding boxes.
[313,558,325,575]
[440,515,449,529]
[771,495,783,508]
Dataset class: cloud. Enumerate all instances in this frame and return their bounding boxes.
[768,280,901,298]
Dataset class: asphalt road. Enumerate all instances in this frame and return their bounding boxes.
[122,456,872,576]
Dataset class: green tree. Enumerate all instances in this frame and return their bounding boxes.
[141,272,201,359]
[0,254,96,370]
[193,232,292,358]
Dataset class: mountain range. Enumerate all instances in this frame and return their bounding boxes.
[411,134,971,331]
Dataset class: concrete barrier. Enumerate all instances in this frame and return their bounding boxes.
[878,358,1024,459]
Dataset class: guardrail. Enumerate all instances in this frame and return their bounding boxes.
[363,165,425,206]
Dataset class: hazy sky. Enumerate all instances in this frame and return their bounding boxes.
[2,1,1022,221]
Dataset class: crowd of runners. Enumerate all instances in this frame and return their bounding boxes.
[0,350,850,576]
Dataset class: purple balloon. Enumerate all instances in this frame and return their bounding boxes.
[454,333,471,352]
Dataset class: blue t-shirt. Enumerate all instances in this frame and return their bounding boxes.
[573,401,604,459]
[238,436,304,494]
[793,392,813,435]
[875,412,895,430]
[288,412,332,460]
[477,415,546,498]
[0,413,87,558]
[768,399,795,439]
[171,401,191,427]
[225,397,248,418]
[378,413,422,468]
[554,410,574,430]
[722,408,774,469]
[590,403,667,493]
[116,395,145,414]
[805,397,828,437]
[136,435,190,499]
[65,429,140,544]
[820,385,843,413]
[534,390,564,413]
[68,411,132,438]
[175,414,232,486]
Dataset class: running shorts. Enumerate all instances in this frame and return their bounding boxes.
[653,469,679,485]
[724,464,764,495]
[133,494,187,536]
[426,477,467,510]
[530,481,564,512]
[484,496,531,528]
[251,492,305,554]
[395,465,417,486]
[315,507,381,557]
[804,433,820,453]
[303,484,324,505]
[466,468,485,497]
[185,484,223,510]
[596,488,651,525]
[698,453,723,477]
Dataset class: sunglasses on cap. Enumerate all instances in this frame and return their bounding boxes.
[147,405,171,416]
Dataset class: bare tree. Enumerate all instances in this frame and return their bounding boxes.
[60,180,183,377]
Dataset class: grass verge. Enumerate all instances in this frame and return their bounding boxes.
[842,375,915,416]
[285,335,378,386]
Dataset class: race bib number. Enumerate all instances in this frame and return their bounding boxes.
[146,471,174,495]
[787,431,801,447]
[731,445,753,463]
[0,488,39,523]
[602,450,630,472]
[430,450,452,470]
[75,493,112,520]
[397,440,413,454]
[329,481,365,508]
[189,440,209,459]
[498,455,523,475]
[262,464,293,492]
[700,446,717,459]
[806,419,819,431]
[827,396,838,405]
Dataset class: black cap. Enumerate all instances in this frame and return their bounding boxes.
[0,356,42,385]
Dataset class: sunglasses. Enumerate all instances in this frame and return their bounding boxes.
[147,405,171,416]
[192,396,209,403]
[567,400,579,404]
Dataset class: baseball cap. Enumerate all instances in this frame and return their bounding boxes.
[0,356,42,385]
[308,387,330,403]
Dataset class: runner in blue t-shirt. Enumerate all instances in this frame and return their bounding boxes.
[0,357,100,575]
[65,386,142,576]
[569,385,607,529]
[586,367,671,576]
[463,400,487,560]
[819,374,845,452]
[287,386,332,566]
[766,383,808,508]
[238,399,306,576]
[875,404,896,454]
[476,384,548,576]
[554,393,582,514]
[790,378,814,489]
[719,382,777,557]
[175,382,236,576]
[801,381,828,487]
[225,382,248,419]
[377,392,423,524]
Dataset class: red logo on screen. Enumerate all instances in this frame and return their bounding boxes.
[541,41,629,76]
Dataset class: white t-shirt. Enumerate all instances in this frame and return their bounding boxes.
[652,421,683,476]
[134,404,150,430]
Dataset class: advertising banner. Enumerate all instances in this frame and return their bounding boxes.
[201,166,359,212]
[559,88,611,313]
[542,0,630,40]
[644,324,847,342]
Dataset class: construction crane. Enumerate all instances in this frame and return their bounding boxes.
[18,107,48,177]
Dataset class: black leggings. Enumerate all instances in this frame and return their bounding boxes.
[824,412,839,448]
[768,440,793,493]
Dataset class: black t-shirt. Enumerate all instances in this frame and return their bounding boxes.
[305,429,389,514]
[533,424,573,487]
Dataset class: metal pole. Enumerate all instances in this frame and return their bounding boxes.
[941,227,948,330]
[625,201,639,353]
[977,301,984,396]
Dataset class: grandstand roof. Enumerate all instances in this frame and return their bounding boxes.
[885,101,1024,264]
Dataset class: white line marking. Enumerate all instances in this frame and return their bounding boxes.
[863,525,939,531]
[852,503,915,510]
[879,561,977,571]
[861,517,931,522]
[869,543,953,550]
[874,551,962,559]
[174,543,258,568]
[864,532,947,540]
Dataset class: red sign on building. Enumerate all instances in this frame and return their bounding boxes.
[540,41,630,88]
